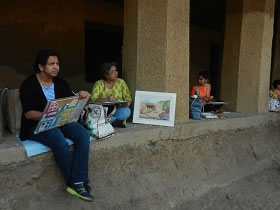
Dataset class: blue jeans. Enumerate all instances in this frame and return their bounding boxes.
[28,122,90,185]
[110,107,131,123]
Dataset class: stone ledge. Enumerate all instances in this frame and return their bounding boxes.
[0,112,279,167]
[1,112,280,209]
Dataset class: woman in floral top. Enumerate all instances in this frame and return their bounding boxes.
[90,62,132,127]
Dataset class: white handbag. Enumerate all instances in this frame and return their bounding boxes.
[81,104,115,139]
[268,99,280,112]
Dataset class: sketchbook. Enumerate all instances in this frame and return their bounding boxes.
[102,100,128,106]
[34,95,89,134]
[201,112,218,119]
[208,101,229,105]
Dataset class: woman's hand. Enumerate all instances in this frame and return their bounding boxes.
[108,95,117,102]
[78,91,90,99]
[122,101,131,107]
[204,96,214,102]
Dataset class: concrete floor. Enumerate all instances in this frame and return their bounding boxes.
[183,164,280,210]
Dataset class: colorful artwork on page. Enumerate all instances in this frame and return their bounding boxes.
[139,99,171,121]
[45,102,59,118]
[34,96,88,134]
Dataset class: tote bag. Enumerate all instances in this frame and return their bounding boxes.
[81,104,115,139]
[189,97,203,120]
[269,99,280,112]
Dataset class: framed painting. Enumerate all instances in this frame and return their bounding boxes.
[133,91,176,127]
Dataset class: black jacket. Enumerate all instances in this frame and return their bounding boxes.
[19,74,73,140]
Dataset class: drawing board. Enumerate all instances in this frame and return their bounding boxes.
[34,95,88,134]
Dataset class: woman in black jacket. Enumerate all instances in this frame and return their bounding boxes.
[20,49,94,202]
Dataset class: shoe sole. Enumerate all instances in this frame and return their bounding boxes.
[66,187,94,202]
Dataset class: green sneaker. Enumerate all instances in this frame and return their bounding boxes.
[66,183,94,202]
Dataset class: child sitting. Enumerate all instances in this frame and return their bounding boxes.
[189,71,224,120]
[190,71,215,112]
[189,71,214,119]
[190,71,213,105]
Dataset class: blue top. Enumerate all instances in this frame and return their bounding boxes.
[41,83,55,101]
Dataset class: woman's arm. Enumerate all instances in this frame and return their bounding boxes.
[20,78,44,121]
[94,96,117,103]
[203,84,214,102]
[24,110,43,121]
[190,86,196,96]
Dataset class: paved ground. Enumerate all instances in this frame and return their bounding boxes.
[183,164,280,210]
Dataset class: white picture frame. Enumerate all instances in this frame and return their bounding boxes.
[133,91,176,127]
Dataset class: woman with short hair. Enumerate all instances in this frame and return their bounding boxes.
[90,62,132,128]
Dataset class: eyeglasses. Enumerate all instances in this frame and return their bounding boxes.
[107,70,118,75]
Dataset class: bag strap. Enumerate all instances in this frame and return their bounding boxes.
[195,86,200,98]
[196,85,210,98]
[206,84,210,97]
[190,97,196,105]
[0,88,8,124]
[0,88,8,105]
[106,105,117,123]
[82,107,89,126]
[96,106,103,137]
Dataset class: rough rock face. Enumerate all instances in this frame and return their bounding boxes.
[182,165,280,209]
[1,113,280,209]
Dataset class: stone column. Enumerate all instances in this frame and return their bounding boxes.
[221,0,275,112]
[123,0,189,123]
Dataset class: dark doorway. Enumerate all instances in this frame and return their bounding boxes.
[209,42,222,98]
[190,0,226,99]
[270,0,280,88]
[85,21,123,83]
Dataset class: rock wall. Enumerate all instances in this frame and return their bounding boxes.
[1,113,280,209]
[0,0,123,91]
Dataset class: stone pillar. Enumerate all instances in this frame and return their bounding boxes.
[123,0,189,123]
[221,0,275,112]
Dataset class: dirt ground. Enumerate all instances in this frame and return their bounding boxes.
[182,164,280,210]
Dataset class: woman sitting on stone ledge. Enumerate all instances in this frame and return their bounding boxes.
[19,49,94,202]
[90,62,132,128]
